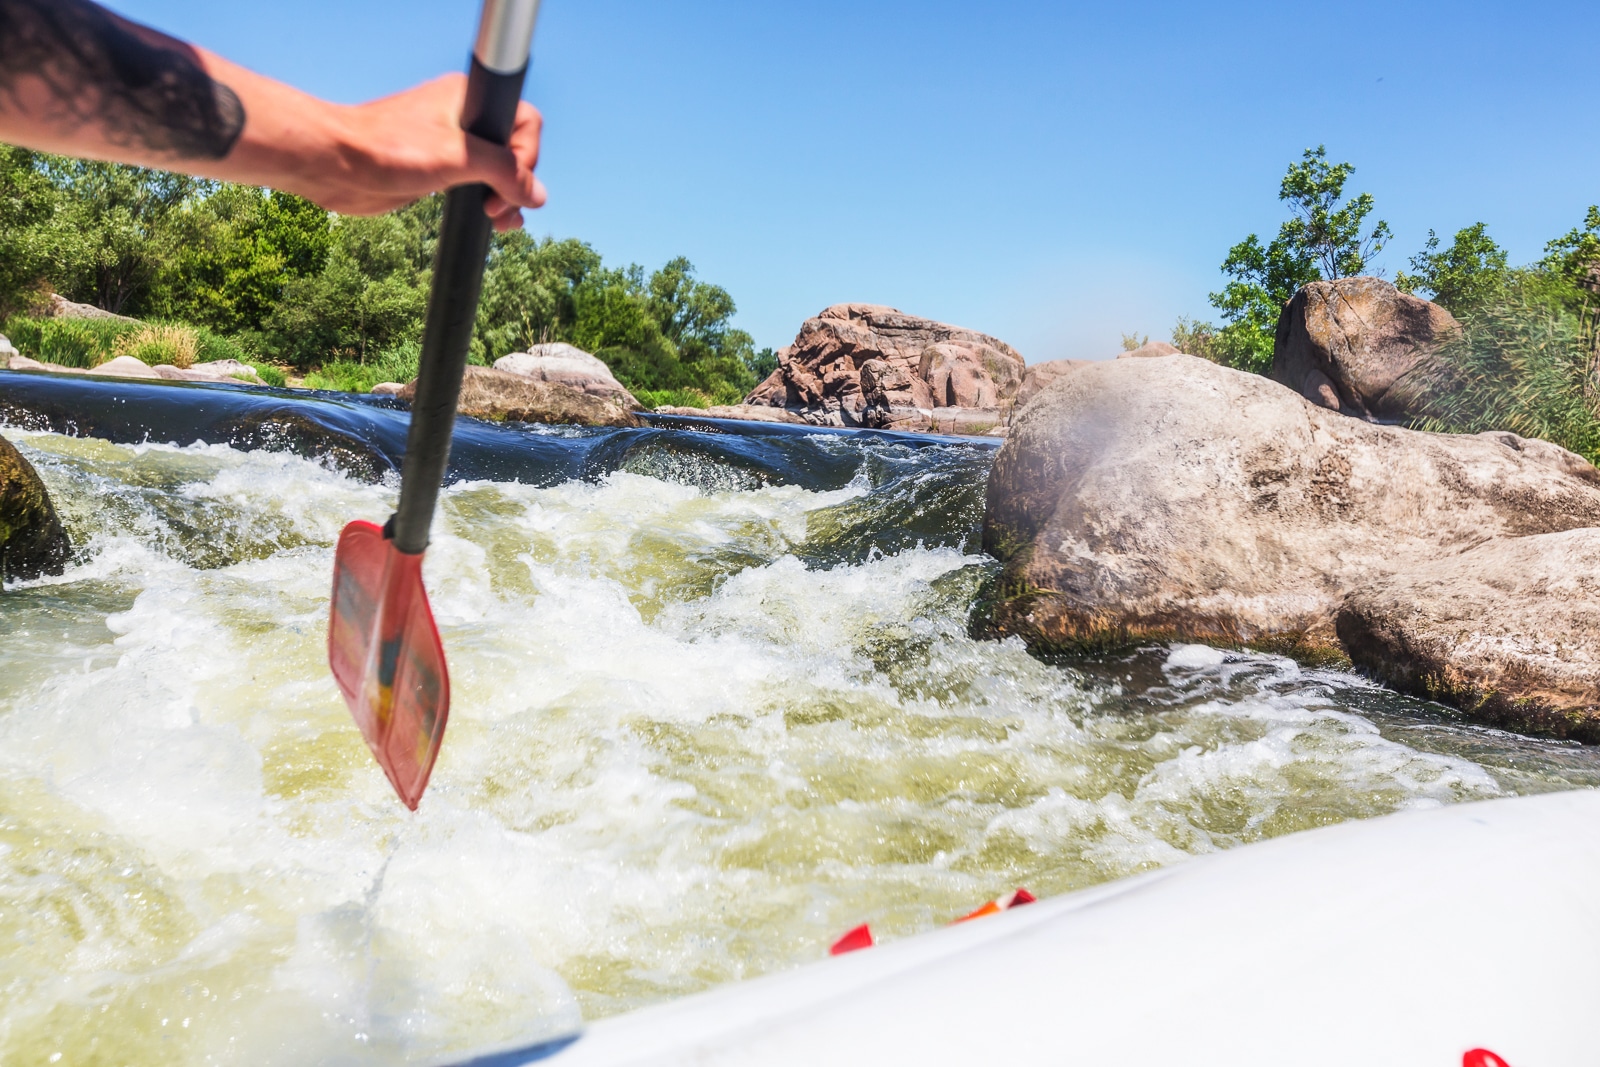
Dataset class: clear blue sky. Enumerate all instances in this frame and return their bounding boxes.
[111,0,1600,362]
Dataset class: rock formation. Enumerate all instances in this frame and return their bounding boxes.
[1337,529,1600,742]
[1270,277,1459,421]
[745,304,1025,432]
[43,293,137,322]
[979,354,1600,738]
[493,343,638,404]
[654,404,808,424]
[0,433,70,582]
[399,366,640,428]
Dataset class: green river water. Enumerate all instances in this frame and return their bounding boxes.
[2,424,1598,1065]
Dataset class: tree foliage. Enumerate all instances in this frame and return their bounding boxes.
[0,152,766,404]
[1206,146,1391,373]
[1395,223,1510,315]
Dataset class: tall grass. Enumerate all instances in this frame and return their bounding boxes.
[301,340,421,393]
[1396,273,1600,463]
[2,314,281,383]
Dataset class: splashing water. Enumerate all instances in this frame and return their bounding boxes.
[2,421,1597,1066]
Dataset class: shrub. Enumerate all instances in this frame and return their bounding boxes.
[114,323,199,368]
[0,315,138,368]
[301,340,421,393]
[634,387,725,410]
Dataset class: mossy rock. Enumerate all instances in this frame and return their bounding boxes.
[0,434,70,582]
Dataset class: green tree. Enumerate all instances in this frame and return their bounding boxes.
[0,146,64,316]
[1208,146,1391,373]
[1395,223,1509,314]
[1542,205,1600,291]
[38,158,207,316]
[263,211,427,366]
[153,185,332,335]
[474,232,601,359]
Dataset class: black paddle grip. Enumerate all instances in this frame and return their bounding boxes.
[389,55,529,555]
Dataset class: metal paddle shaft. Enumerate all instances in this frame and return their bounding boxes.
[328,0,541,810]
[392,0,542,552]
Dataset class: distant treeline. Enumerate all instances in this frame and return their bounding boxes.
[1175,146,1600,461]
[0,146,774,405]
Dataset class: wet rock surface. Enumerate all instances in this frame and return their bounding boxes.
[745,303,1023,433]
[1337,529,1600,742]
[0,432,70,581]
[979,354,1600,738]
[1270,276,1459,421]
[398,366,641,428]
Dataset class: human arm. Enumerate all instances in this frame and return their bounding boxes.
[0,0,544,230]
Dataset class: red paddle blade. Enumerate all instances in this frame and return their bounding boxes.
[328,520,450,810]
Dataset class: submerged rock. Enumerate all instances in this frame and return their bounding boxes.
[399,365,640,428]
[1270,277,1459,420]
[0,433,70,581]
[745,303,1024,433]
[979,355,1600,693]
[211,407,393,482]
[494,342,638,404]
[1337,529,1600,742]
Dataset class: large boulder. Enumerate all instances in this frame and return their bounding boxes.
[745,304,1024,430]
[44,293,137,322]
[493,343,638,404]
[0,433,70,582]
[399,366,640,428]
[979,354,1600,676]
[1337,529,1600,742]
[1270,277,1459,421]
[1012,359,1089,411]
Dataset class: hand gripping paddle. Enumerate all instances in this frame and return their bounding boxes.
[328,0,543,810]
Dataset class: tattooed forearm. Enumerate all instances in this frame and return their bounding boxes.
[0,0,244,160]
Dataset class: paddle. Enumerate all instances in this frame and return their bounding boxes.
[328,0,543,810]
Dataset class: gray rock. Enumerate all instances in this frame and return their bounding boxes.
[494,343,637,403]
[1337,529,1600,742]
[1117,340,1181,359]
[399,366,640,428]
[0,335,17,358]
[1270,276,1459,421]
[979,354,1600,672]
[370,382,407,397]
[44,293,138,322]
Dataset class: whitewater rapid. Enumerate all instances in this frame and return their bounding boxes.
[2,425,1597,1066]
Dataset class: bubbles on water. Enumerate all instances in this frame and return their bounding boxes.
[0,426,1596,1065]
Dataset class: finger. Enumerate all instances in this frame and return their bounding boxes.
[465,138,540,211]
[492,207,525,232]
[509,102,542,171]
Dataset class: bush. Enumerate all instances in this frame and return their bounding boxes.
[301,340,421,393]
[114,323,199,368]
[0,315,138,368]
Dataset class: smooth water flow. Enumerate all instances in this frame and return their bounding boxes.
[3,381,1597,1065]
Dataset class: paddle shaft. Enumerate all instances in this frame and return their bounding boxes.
[389,1,541,555]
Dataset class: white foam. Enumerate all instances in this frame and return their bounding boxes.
[0,431,1550,1065]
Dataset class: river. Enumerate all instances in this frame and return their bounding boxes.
[2,375,1597,1065]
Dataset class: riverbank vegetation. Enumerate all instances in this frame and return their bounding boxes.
[0,147,772,406]
[1178,148,1600,461]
